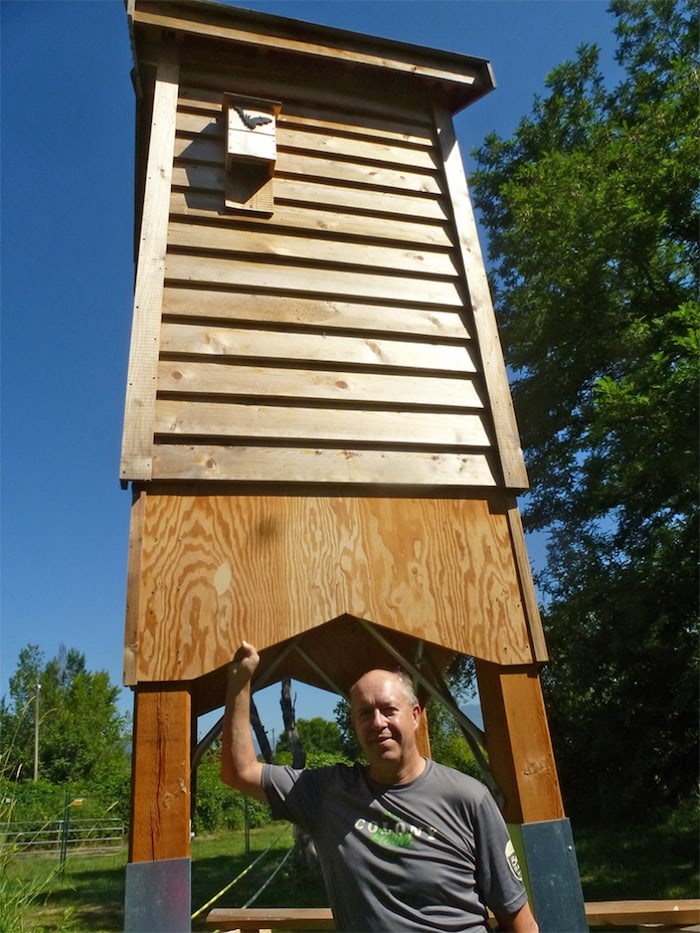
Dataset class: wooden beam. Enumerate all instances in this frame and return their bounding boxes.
[475,661,564,824]
[586,900,700,928]
[120,39,179,482]
[129,685,192,862]
[433,103,529,490]
[504,497,548,663]
[204,900,700,932]
[123,489,146,686]
[416,709,432,759]
[204,908,335,932]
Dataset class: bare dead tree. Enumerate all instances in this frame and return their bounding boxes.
[250,697,274,763]
[280,677,306,768]
[279,677,317,874]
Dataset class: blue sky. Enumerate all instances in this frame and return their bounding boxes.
[1,0,621,733]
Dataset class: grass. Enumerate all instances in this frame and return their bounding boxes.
[4,849,126,932]
[5,810,698,932]
[574,803,700,901]
[5,824,326,932]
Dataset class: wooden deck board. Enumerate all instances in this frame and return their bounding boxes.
[204,901,700,931]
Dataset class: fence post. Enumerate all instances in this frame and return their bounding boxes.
[59,789,70,877]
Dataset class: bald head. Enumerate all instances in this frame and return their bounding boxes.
[350,668,419,709]
[349,668,425,784]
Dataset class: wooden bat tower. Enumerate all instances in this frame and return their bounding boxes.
[120,2,585,929]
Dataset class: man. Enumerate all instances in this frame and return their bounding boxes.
[221,641,538,932]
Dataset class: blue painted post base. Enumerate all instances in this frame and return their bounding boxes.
[510,818,587,933]
[124,856,191,932]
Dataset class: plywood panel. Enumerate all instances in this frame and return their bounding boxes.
[131,495,533,683]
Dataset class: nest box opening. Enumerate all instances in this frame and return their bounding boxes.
[223,93,282,216]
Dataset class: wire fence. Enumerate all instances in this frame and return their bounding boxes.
[2,817,126,859]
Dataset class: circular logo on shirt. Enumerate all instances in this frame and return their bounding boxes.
[505,840,523,882]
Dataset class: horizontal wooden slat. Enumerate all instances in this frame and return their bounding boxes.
[204,907,335,932]
[151,444,498,486]
[290,149,443,194]
[177,43,447,121]
[585,900,700,928]
[167,220,457,277]
[169,191,452,248]
[281,127,440,171]
[169,192,450,247]
[178,87,436,148]
[175,113,438,171]
[176,147,442,195]
[203,900,700,931]
[160,322,477,372]
[277,115,433,150]
[155,399,491,447]
[172,168,448,221]
[162,288,470,339]
[164,253,463,306]
[279,179,447,221]
[157,361,485,409]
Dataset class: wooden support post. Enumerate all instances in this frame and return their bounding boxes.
[129,684,192,862]
[476,661,587,932]
[416,708,432,759]
[475,661,563,824]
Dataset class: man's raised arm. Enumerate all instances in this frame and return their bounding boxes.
[220,641,267,802]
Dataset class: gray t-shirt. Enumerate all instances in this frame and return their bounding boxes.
[262,759,527,932]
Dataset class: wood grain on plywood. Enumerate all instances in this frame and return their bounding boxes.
[132,495,532,682]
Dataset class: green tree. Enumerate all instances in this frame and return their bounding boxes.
[424,702,480,779]
[0,644,130,789]
[334,699,361,761]
[277,717,346,758]
[470,0,698,820]
[193,747,270,833]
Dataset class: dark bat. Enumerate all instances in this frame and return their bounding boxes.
[234,106,273,130]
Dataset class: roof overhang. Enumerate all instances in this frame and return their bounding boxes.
[127,0,496,114]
